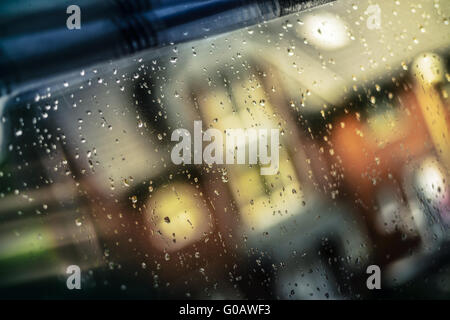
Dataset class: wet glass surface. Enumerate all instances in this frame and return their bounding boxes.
[0,0,450,299]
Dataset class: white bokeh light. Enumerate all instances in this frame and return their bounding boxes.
[299,13,350,50]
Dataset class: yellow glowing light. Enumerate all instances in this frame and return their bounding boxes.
[146,183,211,251]
[413,53,450,171]
[413,53,445,85]
[415,157,447,201]
[198,77,304,232]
